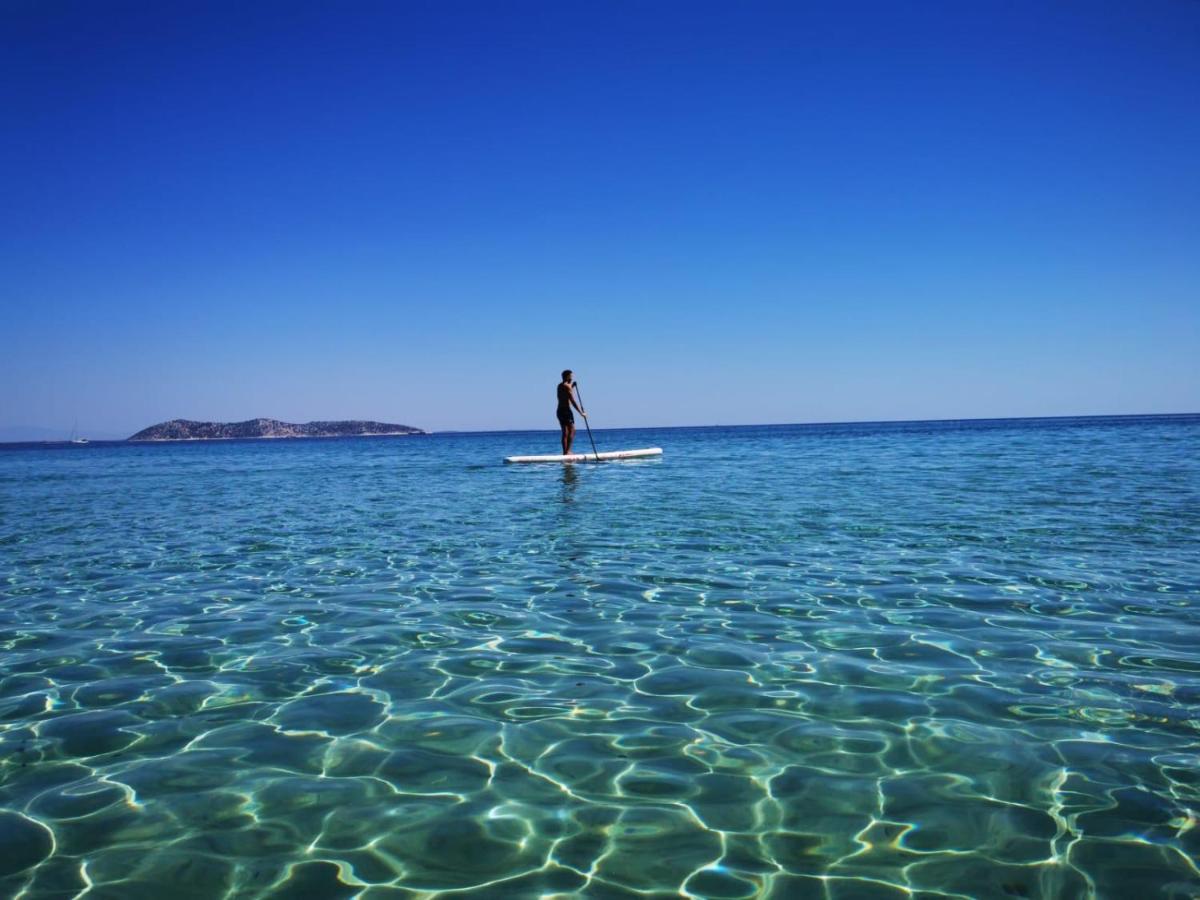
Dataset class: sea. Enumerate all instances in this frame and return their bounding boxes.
[1,415,1198,899]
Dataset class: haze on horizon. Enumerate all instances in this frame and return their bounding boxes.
[3,1,1197,439]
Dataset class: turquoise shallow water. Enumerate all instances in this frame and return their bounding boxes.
[1,416,1199,899]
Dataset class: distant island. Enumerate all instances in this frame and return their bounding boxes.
[128,418,425,441]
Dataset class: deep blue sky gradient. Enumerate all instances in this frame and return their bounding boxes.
[3,0,1197,436]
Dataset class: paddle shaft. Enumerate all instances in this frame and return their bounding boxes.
[573,382,600,461]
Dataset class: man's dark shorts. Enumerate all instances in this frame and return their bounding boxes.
[557,410,574,427]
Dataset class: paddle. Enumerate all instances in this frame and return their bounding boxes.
[573,381,600,461]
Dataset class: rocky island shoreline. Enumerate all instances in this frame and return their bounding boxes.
[128,418,424,441]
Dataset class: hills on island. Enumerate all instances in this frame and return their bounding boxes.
[128,418,424,441]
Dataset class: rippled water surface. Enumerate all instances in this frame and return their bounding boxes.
[2,416,1199,899]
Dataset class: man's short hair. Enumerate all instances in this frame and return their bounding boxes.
[562,369,572,381]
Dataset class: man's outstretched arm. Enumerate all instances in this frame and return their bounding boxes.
[570,387,587,417]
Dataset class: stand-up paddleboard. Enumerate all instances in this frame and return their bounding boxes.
[505,447,663,464]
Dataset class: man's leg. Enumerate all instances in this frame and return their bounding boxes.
[565,423,575,454]
[561,422,570,454]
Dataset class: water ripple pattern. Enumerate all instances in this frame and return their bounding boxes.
[1,416,1198,899]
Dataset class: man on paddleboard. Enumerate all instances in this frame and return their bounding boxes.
[557,370,587,454]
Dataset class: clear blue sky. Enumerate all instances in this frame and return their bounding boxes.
[2,0,1197,437]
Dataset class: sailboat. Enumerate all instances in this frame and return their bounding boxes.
[69,419,88,445]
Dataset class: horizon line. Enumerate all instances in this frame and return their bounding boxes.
[1,410,1197,445]
[438,410,1199,435]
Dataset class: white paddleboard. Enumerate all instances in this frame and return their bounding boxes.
[504,447,663,464]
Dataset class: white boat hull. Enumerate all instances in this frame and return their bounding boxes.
[504,447,663,464]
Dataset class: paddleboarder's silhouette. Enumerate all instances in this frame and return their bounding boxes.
[557,370,587,454]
